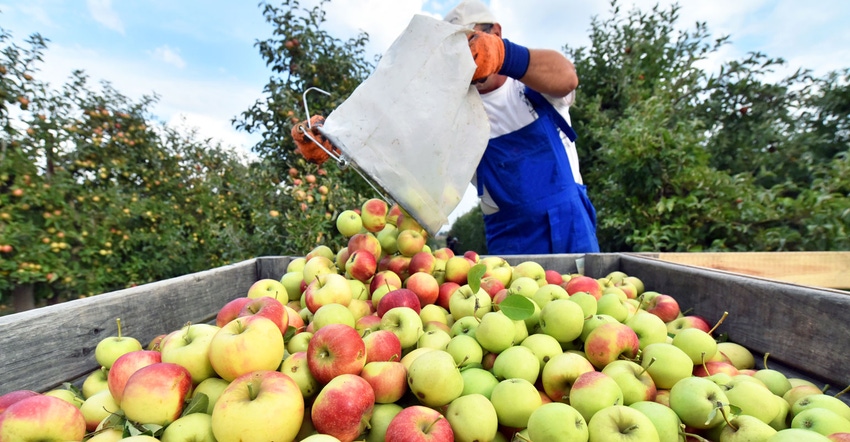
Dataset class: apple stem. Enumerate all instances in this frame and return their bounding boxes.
[115,318,123,340]
[834,384,850,399]
[635,295,646,312]
[512,432,531,442]
[763,352,771,370]
[700,352,709,375]
[424,416,444,434]
[638,357,656,377]
[707,311,728,335]
[718,402,736,431]
[247,383,258,400]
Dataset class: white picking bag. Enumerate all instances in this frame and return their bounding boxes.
[318,14,489,236]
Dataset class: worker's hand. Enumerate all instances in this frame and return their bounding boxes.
[291,115,338,165]
[467,31,505,82]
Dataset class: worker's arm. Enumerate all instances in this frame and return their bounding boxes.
[520,48,578,98]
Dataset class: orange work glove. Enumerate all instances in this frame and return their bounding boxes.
[467,31,505,82]
[291,115,338,165]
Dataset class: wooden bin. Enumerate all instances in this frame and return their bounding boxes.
[1,253,848,401]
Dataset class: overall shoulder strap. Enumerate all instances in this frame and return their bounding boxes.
[524,86,578,142]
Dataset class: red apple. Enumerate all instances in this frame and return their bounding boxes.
[311,373,376,441]
[693,361,740,377]
[348,232,382,260]
[0,390,39,414]
[644,293,681,323]
[121,362,193,426]
[544,270,564,286]
[215,297,252,327]
[107,349,163,405]
[0,394,86,441]
[360,361,408,403]
[370,270,403,295]
[377,288,422,317]
[307,323,368,384]
[386,255,412,281]
[361,198,389,233]
[362,329,403,363]
[436,282,460,310]
[385,405,454,442]
[355,313,383,336]
[479,276,506,300]
[404,272,440,307]
[564,275,603,300]
[237,296,288,335]
[345,250,378,283]
[583,322,641,369]
[408,251,437,275]
[463,250,480,263]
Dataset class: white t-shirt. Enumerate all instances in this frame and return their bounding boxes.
[476,77,583,214]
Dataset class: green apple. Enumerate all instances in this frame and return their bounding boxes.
[754,367,793,397]
[511,260,547,286]
[376,224,400,255]
[792,394,850,422]
[717,414,778,441]
[445,333,483,367]
[783,384,824,408]
[211,370,304,442]
[380,306,424,350]
[280,271,305,302]
[82,367,110,399]
[492,345,540,384]
[287,330,313,354]
[509,276,541,298]
[668,375,730,430]
[532,283,570,308]
[766,428,832,441]
[286,257,307,273]
[80,389,119,432]
[446,393,499,442]
[541,351,596,403]
[160,412,216,442]
[624,310,668,350]
[160,323,220,385]
[43,388,84,409]
[521,332,564,370]
[671,327,717,365]
[792,408,850,436]
[95,318,143,369]
[629,400,682,442]
[489,378,543,428]
[460,367,500,398]
[449,284,492,320]
[527,402,589,442]
[640,343,694,390]
[193,377,231,414]
[724,376,782,423]
[569,371,624,423]
[407,349,463,408]
[716,342,755,370]
[587,405,660,442]
[569,291,599,317]
[416,328,452,351]
[279,351,320,398]
[475,311,517,353]
[336,209,363,237]
[539,298,585,345]
[311,302,356,330]
[602,360,657,405]
[596,292,629,322]
[246,278,288,301]
[365,403,403,442]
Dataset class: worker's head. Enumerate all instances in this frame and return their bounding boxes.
[445,1,505,91]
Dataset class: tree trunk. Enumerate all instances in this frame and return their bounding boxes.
[12,284,35,313]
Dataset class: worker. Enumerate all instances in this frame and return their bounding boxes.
[444,0,600,254]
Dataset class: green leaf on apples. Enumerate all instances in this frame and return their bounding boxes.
[125,420,164,437]
[62,382,85,399]
[284,325,298,342]
[497,294,535,321]
[181,392,209,417]
[468,263,487,293]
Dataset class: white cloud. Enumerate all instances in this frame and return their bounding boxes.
[86,0,124,34]
[149,45,187,69]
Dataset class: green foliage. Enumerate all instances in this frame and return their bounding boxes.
[449,205,487,255]
[567,0,850,252]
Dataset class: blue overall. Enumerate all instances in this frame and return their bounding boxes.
[476,87,600,255]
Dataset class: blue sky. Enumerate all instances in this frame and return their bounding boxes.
[3,0,849,225]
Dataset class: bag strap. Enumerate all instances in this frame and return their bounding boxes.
[524,86,578,142]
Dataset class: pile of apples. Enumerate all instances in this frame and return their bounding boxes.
[2,197,850,442]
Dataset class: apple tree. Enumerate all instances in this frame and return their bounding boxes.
[565,1,849,252]
[235,0,380,255]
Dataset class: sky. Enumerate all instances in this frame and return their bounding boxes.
[2,0,849,227]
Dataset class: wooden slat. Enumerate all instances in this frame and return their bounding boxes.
[643,252,850,289]
[0,259,263,395]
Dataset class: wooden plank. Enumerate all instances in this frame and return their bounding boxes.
[618,254,850,394]
[0,259,261,395]
[642,252,850,289]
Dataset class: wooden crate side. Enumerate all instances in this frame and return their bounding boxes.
[256,256,297,281]
[619,254,850,391]
[642,252,850,289]
[0,259,259,395]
